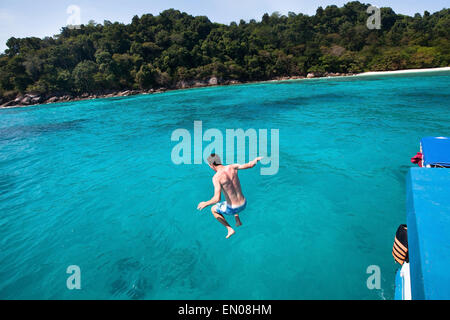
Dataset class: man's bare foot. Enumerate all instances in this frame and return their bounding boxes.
[226,227,235,239]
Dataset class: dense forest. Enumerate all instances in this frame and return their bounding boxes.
[0,1,449,103]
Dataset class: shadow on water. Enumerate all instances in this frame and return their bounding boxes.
[391,165,411,185]
[0,119,88,142]
[109,257,152,300]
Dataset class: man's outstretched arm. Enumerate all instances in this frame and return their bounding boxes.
[197,177,221,210]
[236,157,263,170]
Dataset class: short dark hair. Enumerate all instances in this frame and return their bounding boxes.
[207,153,222,166]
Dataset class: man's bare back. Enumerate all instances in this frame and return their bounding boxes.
[197,154,263,239]
[213,165,246,207]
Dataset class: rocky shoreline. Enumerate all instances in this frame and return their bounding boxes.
[0,72,356,109]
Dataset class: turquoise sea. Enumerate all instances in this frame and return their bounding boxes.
[1,71,449,299]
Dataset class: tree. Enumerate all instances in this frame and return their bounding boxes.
[136,63,157,89]
[72,60,98,92]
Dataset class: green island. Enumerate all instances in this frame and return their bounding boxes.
[0,1,449,107]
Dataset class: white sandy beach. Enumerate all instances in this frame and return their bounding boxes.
[296,66,450,82]
[356,66,450,76]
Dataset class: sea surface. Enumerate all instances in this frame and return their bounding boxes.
[1,71,449,299]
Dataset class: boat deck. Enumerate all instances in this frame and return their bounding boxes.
[405,168,450,299]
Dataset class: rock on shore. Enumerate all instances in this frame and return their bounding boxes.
[0,73,359,109]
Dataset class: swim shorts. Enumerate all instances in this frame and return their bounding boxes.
[213,200,247,216]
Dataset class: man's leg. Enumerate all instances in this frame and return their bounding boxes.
[211,207,235,239]
[234,214,242,227]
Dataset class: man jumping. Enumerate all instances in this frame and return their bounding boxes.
[197,153,263,239]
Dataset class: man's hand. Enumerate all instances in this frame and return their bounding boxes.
[197,201,208,211]
[197,178,222,211]
[236,156,264,170]
[252,156,263,165]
